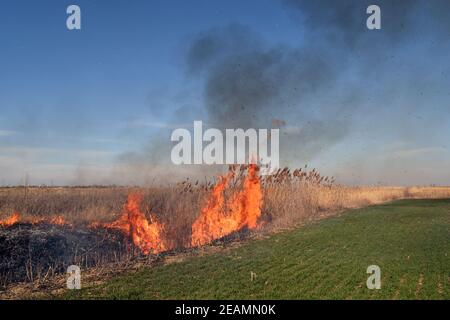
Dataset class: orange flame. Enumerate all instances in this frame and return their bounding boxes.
[0,211,20,227]
[0,211,67,227]
[48,215,66,226]
[190,173,232,247]
[191,164,263,247]
[100,193,168,255]
[1,165,263,254]
[28,215,67,226]
[229,164,263,230]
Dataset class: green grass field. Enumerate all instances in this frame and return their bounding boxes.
[66,199,450,299]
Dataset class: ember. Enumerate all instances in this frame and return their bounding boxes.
[0,211,67,227]
[0,211,20,227]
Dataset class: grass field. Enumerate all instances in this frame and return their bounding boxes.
[65,199,450,300]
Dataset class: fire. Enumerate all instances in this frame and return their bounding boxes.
[0,211,20,227]
[191,164,263,247]
[48,215,66,226]
[1,165,263,254]
[0,211,67,227]
[190,173,232,247]
[28,215,67,225]
[229,164,263,230]
[100,193,168,255]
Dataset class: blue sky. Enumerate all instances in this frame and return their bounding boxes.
[0,0,449,185]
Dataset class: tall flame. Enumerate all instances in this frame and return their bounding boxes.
[1,165,263,255]
[228,164,263,229]
[101,193,168,255]
[191,164,263,247]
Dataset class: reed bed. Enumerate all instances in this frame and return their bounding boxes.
[1,165,450,289]
[1,166,450,235]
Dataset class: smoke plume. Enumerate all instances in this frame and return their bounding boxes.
[113,0,450,185]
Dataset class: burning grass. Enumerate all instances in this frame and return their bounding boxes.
[191,164,262,247]
[1,165,450,292]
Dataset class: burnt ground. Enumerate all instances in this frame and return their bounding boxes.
[0,219,258,298]
[0,223,129,288]
[0,221,275,299]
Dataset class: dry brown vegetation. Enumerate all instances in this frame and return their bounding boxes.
[1,165,450,293]
[3,168,450,232]
[262,168,450,229]
[2,166,450,248]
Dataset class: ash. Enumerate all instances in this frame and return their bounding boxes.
[0,223,129,288]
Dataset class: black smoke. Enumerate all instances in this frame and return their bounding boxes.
[114,0,450,184]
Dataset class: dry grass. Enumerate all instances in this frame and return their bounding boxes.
[1,166,450,240]
[261,167,450,230]
[1,165,450,293]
